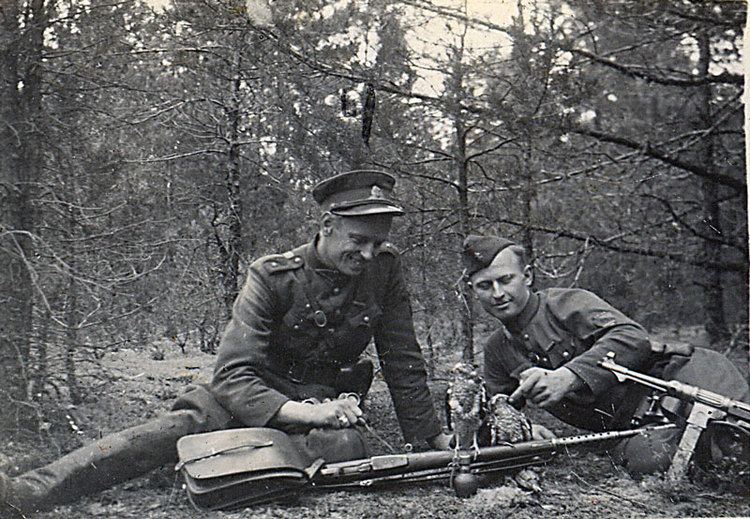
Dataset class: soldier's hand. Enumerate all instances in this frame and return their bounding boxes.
[315,398,363,429]
[273,396,363,428]
[530,423,556,440]
[509,367,584,408]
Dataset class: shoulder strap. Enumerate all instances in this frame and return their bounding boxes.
[261,251,305,274]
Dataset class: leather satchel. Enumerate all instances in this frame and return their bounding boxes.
[176,427,324,511]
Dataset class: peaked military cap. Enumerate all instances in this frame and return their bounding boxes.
[462,235,518,279]
[312,170,404,216]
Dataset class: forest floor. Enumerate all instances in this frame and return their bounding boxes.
[2,326,749,519]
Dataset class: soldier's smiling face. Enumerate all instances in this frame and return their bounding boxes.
[469,247,533,323]
[318,214,393,276]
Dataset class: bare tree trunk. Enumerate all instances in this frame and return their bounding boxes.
[455,118,475,363]
[33,308,49,398]
[418,191,435,376]
[697,30,728,344]
[213,49,245,320]
[520,144,535,261]
[447,10,475,363]
[223,50,244,318]
[0,0,45,426]
[64,275,81,406]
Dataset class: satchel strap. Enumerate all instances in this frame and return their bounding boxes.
[304,458,326,479]
[175,439,274,472]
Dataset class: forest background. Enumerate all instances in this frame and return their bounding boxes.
[0,0,747,449]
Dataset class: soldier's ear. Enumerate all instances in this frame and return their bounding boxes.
[321,212,336,236]
[522,265,534,287]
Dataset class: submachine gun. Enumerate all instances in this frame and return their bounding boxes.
[599,352,750,480]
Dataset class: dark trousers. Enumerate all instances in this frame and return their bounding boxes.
[6,385,368,514]
[7,387,232,513]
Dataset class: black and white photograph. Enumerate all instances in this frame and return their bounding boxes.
[0,0,748,517]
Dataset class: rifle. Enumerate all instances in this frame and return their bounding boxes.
[599,352,750,480]
[313,425,676,494]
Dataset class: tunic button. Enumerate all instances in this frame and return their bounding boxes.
[333,287,340,294]
[270,261,278,267]
[523,334,529,340]
[542,357,549,363]
[294,257,302,263]
[562,351,570,358]
[293,325,300,330]
[363,316,370,323]
[305,304,311,309]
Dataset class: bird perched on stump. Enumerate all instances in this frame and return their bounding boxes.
[485,393,533,444]
[446,362,486,456]
[485,393,542,493]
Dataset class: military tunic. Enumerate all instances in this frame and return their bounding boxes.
[211,237,442,443]
[483,288,655,431]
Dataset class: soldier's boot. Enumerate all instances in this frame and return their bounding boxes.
[1,386,232,516]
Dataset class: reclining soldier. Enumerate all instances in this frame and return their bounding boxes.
[462,234,750,473]
[0,170,452,516]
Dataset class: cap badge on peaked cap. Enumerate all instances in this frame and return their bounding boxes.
[311,170,404,217]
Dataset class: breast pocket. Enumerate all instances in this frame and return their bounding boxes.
[281,307,322,356]
[326,304,383,363]
[348,304,382,329]
[282,305,319,333]
[531,317,576,369]
[542,337,585,368]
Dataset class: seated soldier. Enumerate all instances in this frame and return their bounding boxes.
[0,170,452,516]
[462,234,749,473]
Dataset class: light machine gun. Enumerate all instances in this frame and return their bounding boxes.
[313,426,674,496]
[599,352,750,480]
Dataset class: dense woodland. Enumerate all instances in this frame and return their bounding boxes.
[0,0,747,433]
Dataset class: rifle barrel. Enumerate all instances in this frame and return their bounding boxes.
[315,425,675,485]
[315,453,553,489]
